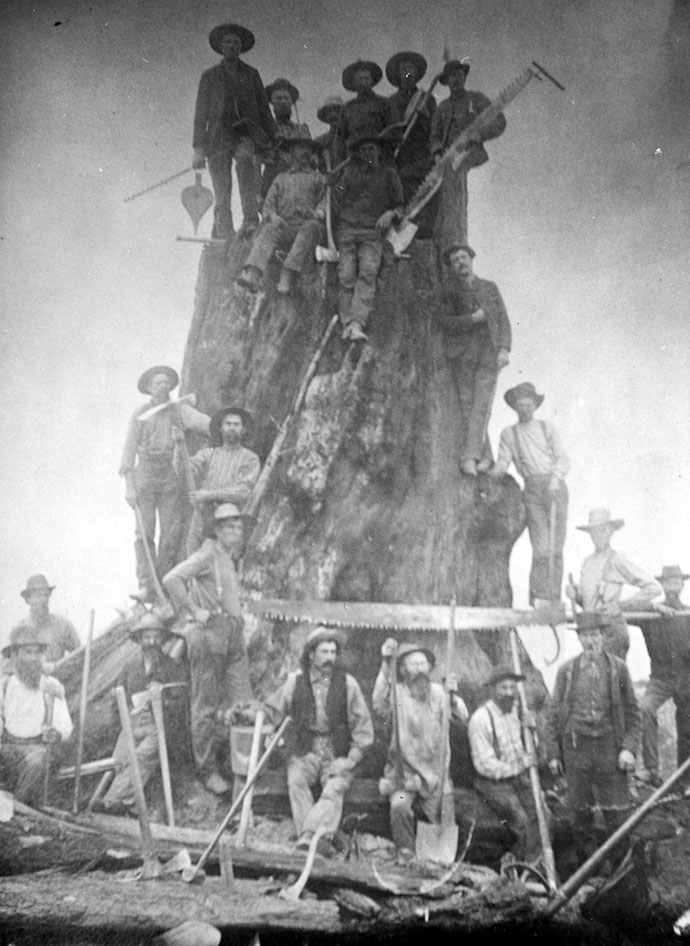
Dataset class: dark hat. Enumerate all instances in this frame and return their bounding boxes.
[572,611,606,633]
[342,59,383,92]
[303,625,345,656]
[439,59,471,85]
[486,664,525,687]
[576,508,625,533]
[385,51,428,86]
[265,77,300,102]
[20,574,55,601]
[2,624,49,658]
[656,564,690,582]
[396,642,436,671]
[137,365,179,395]
[209,406,254,444]
[442,242,476,264]
[347,134,393,155]
[504,382,545,410]
[317,95,344,123]
[208,23,255,55]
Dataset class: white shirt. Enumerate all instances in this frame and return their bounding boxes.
[1,675,73,741]
[468,699,529,780]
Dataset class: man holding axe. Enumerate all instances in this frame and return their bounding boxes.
[120,365,210,603]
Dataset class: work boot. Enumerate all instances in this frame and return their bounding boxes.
[276,268,294,294]
[236,265,262,293]
[204,771,231,795]
[461,458,478,476]
[316,836,338,859]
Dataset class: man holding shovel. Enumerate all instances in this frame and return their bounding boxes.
[490,382,570,605]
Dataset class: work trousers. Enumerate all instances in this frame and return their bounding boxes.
[388,788,440,852]
[447,336,497,464]
[186,616,252,777]
[245,217,323,276]
[134,460,185,596]
[523,476,569,602]
[287,741,354,840]
[103,710,159,808]
[0,735,51,806]
[207,138,261,238]
[473,772,542,862]
[337,226,384,328]
[641,676,690,778]
[563,731,631,864]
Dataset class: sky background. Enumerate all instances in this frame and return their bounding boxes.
[1,0,688,686]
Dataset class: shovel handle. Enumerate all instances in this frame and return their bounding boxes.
[115,686,158,860]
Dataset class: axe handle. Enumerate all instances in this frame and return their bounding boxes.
[237,709,265,846]
[394,74,442,159]
[149,684,175,827]
[323,153,337,254]
[42,693,56,807]
[133,499,169,609]
[115,686,158,860]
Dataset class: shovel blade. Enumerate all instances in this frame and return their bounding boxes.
[387,221,418,256]
[316,244,339,263]
[415,814,458,866]
[181,173,214,235]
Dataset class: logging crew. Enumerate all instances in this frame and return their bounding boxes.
[261,78,311,199]
[14,574,80,670]
[373,641,459,861]
[332,136,404,341]
[314,95,344,172]
[163,503,254,795]
[491,383,571,604]
[0,626,73,806]
[638,565,690,786]
[566,509,661,660]
[429,60,506,164]
[120,366,210,603]
[237,139,325,295]
[437,243,511,476]
[338,59,398,158]
[546,611,641,866]
[262,626,374,858]
[181,407,260,554]
[468,666,542,864]
[94,613,187,817]
[192,23,276,238]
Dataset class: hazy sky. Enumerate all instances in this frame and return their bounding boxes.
[1,0,688,683]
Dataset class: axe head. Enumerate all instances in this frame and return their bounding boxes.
[387,221,418,256]
[316,244,339,263]
[181,865,206,885]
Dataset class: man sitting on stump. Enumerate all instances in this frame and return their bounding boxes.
[261,77,311,199]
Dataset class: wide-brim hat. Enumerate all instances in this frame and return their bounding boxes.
[504,382,545,410]
[265,78,299,102]
[576,508,625,532]
[656,564,690,582]
[137,365,179,395]
[342,59,383,92]
[209,406,254,444]
[442,242,476,264]
[439,59,470,85]
[317,95,344,123]
[486,664,525,687]
[570,611,606,634]
[396,642,436,671]
[303,625,346,656]
[385,51,427,86]
[209,23,255,55]
[2,624,49,657]
[347,134,394,154]
[129,612,173,642]
[20,574,55,601]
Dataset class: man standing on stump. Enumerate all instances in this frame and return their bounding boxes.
[491,383,570,604]
[436,243,511,476]
[338,59,398,158]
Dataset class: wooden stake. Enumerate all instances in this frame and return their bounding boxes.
[237,710,265,846]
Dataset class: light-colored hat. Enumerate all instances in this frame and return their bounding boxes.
[20,574,55,601]
[656,564,690,582]
[576,508,625,532]
[2,624,49,657]
[214,503,243,522]
[396,642,436,670]
[129,611,171,642]
[303,625,345,655]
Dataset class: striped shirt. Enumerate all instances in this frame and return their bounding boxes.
[468,699,529,780]
[190,445,260,509]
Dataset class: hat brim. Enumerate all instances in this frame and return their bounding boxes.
[504,389,545,410]
[656,573,690,582]
[2,640,48,657]
[442,242,476,264]
[385,51,427,86]
[303,628,346,655]
[576,520,625,532]
[348,135,394,154]
[279,137,320,153]
[342,61,383,92]
[266,81,299,103]
[209,23,255,55]
[209,406,254,444]
[317,104,343,123]
[137,366,179,395]
[487,671,526,686]
[396,646,436,670]
[20,585,55,601]
[439,61,470,85]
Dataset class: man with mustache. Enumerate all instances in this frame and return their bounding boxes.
[261,78,311,200]
[468,666,542,864]
[338,60,398,159]
[0,627,73,805]
[260,626,373,858]
[13,574,80,672]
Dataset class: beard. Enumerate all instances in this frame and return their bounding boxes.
[495,695,515,713]
[405,670,431,699]
[15,659,42,690]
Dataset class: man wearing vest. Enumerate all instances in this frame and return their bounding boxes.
[468,666,542,864]
[491,382,570,605]
[264,626,373,858]
[546,612,641,866]
[0,626,73,805]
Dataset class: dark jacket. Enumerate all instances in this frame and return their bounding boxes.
[339,91,398,152]
[332,161,404,230]
[429,90,506,162]
[638,600,690,681]
[111,648,188,741]
[545,652,641,761]
[436,275,512,357]
[289,665,350,758]
[387,88,437,166]
[193,59,276,155]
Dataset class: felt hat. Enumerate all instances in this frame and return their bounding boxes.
[213,503,243,522]
[572,611,606,633]
[504,382,545,410]
[576,508,625,533]
[303,625,345,655]
[2,624,49,658]
[385,51,428,86]
[129,611,173,642]
[208,23,255,55]
[442,242,476,264]
[395,642,436,671]
[347,134,393,154]
[317,95,344,123]
[342,59,383,92]
[20,574,55,601]
[265,77,300,102]
[656,564,690,582]
[486,664,525,687]
[209,406,253,444]
[137,365,179,395]
[439,59,471,85]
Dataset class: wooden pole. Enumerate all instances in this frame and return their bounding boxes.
[72,609,95,813]
[41,693,55,807]
[236,709,265,846]
[148,682,175,827]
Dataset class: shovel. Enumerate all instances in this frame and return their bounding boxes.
[415,597,459,865]
[181,172,213,235]
[279,826,327,900]
[148,681,183,828]
[315,153,339,263]
[386,176,442,257]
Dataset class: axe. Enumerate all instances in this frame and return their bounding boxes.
[137,393,197,423]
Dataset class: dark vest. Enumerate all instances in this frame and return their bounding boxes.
[289,665,350,758]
